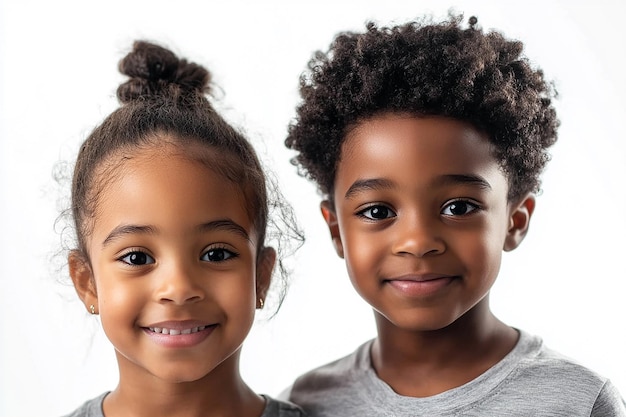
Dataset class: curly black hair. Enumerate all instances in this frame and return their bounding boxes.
[285,14,559,202]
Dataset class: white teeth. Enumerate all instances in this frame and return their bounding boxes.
[148,325,207,335]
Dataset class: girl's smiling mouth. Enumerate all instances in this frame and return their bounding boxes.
[142,322,218,348]
[147,325,210,335]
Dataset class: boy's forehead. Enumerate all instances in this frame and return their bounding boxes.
[335,114,507,194]
[342,114,494,163]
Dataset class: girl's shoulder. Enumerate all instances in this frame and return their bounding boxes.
[61,393,306,417]
[60,392,108,417]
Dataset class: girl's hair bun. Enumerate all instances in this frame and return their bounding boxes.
[117,40,212,103]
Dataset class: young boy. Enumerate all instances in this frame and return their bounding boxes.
[282,14,626,416]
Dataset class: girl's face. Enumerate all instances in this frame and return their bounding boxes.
[71,142,273,384]
[322,114,533,332]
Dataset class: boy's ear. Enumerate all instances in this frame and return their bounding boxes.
[504,194,536,252]
[320,200,344,258]
[68,250,98,314]
[256,246,276,308]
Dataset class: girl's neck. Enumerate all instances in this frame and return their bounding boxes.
[104,352,265,417]
[371,297,519,397]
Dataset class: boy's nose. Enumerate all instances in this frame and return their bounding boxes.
[155,262,205,305]
[391,214,445,257]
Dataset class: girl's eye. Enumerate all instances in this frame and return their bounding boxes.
[201,248,237,262]
[119,251,155,266]
[358,205,396,220]
[441,200,479,216]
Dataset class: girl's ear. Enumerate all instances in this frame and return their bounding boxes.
[256,246,276,307]
[68,250,99,314]
[320,200,344,258]
[504,194,536,252]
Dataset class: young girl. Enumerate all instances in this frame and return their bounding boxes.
[282,14,626,416]
[62,40,305,417]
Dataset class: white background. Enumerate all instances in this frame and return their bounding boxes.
[1,1,625,415]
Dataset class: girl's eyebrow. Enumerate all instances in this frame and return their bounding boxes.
[197,219,251,243]
[102,225,157,247]
[101,219,250,248]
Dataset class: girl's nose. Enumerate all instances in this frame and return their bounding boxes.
[155,262,205,305]
[391,213,446,257]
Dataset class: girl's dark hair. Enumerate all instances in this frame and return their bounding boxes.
[70,41,301,310]
[285,14,559,202]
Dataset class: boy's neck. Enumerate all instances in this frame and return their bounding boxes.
[371,297,519,397]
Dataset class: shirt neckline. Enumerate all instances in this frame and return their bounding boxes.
[357,329,542,412]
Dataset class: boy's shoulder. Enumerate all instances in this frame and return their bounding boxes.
[288,330,611,388]
[262,395,308,417]
[289,339,373,395]
[287,331,626,417]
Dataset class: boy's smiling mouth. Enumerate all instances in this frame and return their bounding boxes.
[384,274,457,297]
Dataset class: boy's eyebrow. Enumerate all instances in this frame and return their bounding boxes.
[345,178,394,200]
[343,174,491,200]
[103,225,157,247]
[435,174,492,190]
[197,219,251,242]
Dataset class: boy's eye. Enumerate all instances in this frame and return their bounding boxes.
[201,248,237,262]
[119,251,155,266]
[358,205,396,220]
[441,200,479,216]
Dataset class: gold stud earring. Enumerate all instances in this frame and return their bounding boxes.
[89,304,96,314]
[258,298,264,309]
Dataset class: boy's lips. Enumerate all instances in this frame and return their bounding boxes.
[387,273,455,282]
[384,274,457,297]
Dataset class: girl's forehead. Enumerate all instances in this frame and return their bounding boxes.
[91,142,248,212]
[87,147,256,240]
[79,136,266,248]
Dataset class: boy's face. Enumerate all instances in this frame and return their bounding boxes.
[322,114,533,331]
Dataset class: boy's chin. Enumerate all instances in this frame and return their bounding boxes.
[374,309,462,333]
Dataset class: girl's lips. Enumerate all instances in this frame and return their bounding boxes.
[142,321,217,348]
[147,325,209,335]
[385,275,457,297]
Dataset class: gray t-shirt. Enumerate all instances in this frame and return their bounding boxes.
[62,392,306,417]
[286,330,626,416]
